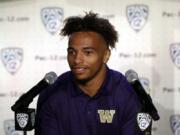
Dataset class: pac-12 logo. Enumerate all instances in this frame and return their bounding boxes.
[41,7,64,35]
[126,4,149,32]
[170,43,180,69]
[16,113,29,129]
[137,113,152,131]
[1,47,23,75]
[170,115,180,135]
[4,119,23,135]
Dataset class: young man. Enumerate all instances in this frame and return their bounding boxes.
[35,12,143,135]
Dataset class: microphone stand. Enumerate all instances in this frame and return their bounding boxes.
[14,107,35,135]
[137,106,153,135]
[11,94,36,135]
[10,72,57,135]
[137,94,159,135]
[125,70,160,135]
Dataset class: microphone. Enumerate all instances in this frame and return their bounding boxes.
[11,71,57,111]
[125,69,160,121]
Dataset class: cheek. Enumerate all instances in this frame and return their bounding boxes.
[87,56,104,67]
[67,56,73,65]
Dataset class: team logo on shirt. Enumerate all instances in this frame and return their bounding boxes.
[137,113,152,131]
[3,119,23,135]
[126,4,148,32]
[41,7,64,35]
[16,113,29,129]
[97,109,116,123]
[170,115,180,135]
[1,47,23,75]
[170,43,180,69]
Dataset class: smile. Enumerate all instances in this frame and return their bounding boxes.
[72,67,87,74]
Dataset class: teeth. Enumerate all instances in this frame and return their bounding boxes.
[76,68,84,71]
[73,67,85,73]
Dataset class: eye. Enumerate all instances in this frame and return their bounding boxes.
[67,49,76,56]
[84,50,93,56]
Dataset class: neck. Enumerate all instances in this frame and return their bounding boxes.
[77,65,107,97]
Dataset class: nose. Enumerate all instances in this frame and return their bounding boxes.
[74,52,83,64]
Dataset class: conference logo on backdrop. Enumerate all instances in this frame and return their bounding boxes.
[4,119,23,135]
[41,7,64,35]
[170,115,180,135]
[1,47,23,75]
[126,4,149,32]
[170,43,180,69]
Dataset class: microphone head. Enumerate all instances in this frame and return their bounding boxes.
[44,71,57,84]
[125,69,138,83]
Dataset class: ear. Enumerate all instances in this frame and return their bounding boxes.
[103,49,111,63]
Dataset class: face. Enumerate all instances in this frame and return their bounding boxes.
[67,31,110,83]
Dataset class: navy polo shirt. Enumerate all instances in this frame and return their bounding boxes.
[35,67,143,135]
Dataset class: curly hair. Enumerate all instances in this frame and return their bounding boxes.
[60,12,118,49]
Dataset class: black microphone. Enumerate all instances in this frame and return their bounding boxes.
[11,71,57,111]
[125,69,160,121]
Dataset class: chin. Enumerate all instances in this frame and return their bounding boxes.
[74,76,90,84]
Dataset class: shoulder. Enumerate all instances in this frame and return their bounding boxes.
[55,71,72,85]
[109,69,142,112]
[37,71,72,108]
[109,69,124,80]
[42,71,71,94]
[109,68,138,101]
[108,68,129,88]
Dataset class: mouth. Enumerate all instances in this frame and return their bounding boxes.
[72,67,87,74]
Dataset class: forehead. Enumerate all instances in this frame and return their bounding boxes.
[68,31,107,48]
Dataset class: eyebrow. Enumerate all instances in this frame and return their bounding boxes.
[83,47,95,50]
